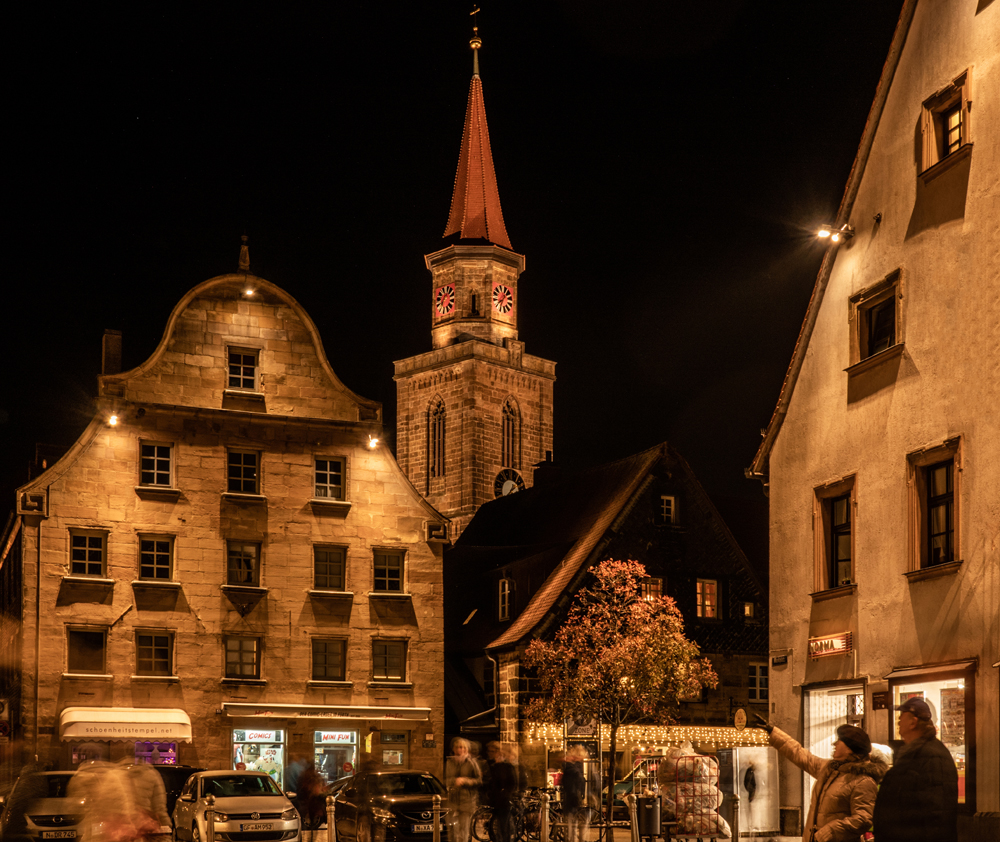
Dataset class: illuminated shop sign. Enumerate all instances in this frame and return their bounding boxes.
[808,632,853,659]
[316,731,356,744]
[233,729,284,743]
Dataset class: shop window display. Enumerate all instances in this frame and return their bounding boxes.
[314,730,358,783]
[135,741,178,765]
[232,729,286,788]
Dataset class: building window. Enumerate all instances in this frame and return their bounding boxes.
[228,348,259,391]
[227,541,261,586]
[312,638,347,681]
[373,549,404,593]
[136,632,173,676]
[498,577,512,621]
[70,531,107,577]
[314,545,346,590]
[749,663,769,702]
[850,270,901,364]
[315,457,345,500]
[140,442,173,487]
[921,69,972,174]
[501,398,519,469]
[67,628,106,674]
[696,579,717,619]
[227,451,260,494]
[657,495,677,525]
[743,602,755,619]
[373,639,406,681]
[813,475,856,591]
[907,438,961,571]
[926,460,955,566]
[139,537,173,580]
[640,577,663,602]
[225,636,261,679]
[428,398,445,480]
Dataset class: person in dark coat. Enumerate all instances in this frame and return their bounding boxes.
[873,697,959,842]
[484,742,518,842]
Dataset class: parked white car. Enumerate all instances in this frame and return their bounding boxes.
[172,771,300,842]
[0,771,83,841]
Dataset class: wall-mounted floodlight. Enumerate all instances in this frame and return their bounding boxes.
[368,436,379,449]
[108,414,119,427]
[817,223,855,243]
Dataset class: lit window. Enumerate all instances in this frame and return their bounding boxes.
[67,628,106,674]
[139,537,173,580]
[227,542,260,586]
[658,495,677,525]
[501,398,519,469]
[70,531,107,577]
[429,398,446,480]
[920,69,971,174]
[314,546,346,590]
[140,443,173,487]
[228,348,259,390]
[312,638,347,681]
[944,104,963,156]
[498,577,512,621]
[373,550,404,593]
[227,451,259,494]
[640,577,663,602]
[315,457,345,500]
[136,632,173,676]
[696,579,717,619]
[749,663,769,701]
[743,602,755,618]
[926,460,955,566]
[907,439,961,571]
[225,636,261,679]
[373,639,406,681]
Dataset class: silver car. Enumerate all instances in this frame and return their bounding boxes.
[0,771,83,841]
[172,771,300,842]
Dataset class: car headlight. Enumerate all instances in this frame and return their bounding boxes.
[213,811,230,822]
[281,808,298,821]
[372,808,396,822]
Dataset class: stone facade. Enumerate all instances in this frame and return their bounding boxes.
[5,273,447,782]
[395,245,555,537]
[749,2,999,838]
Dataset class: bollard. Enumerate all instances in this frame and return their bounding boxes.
[433,793,442,842]
[732,793,740,842]
[326,794,336,842]
[206,794,216,842]
[626,795,639,842]
[540,792,549,842]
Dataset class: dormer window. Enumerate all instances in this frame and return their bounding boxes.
[228,348,259,391]
[658,495,677,525]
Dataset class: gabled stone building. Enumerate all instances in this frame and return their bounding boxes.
[2,266,448,783]
[746,1,999,839]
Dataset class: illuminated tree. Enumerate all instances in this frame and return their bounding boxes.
[522,559,718,822]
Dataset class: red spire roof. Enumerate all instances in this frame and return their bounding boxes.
[443,72,512,250]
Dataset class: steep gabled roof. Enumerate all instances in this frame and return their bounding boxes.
[443,66,512,249]
[746,0,917,485]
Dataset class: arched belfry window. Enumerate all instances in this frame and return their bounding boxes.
[501,398,520,469]
[428,397,445,482]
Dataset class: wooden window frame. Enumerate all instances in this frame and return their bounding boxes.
[135,630,174,676]
[313,544,347,591]
[696,578,718,619]
[139,441,174,488]
[373,548,405,593]
[498,577,512,621]
[372,638,407,682]
[311,637,347,682]
[69,529,108,577]
[749,662,769,702]
[813,474,857,592]
[314,456,347,501]
[907,438,962,572]
[658,495,677,525]
[138,535,174,581]
[227,541,261,586]
[67,626,108,674]
[224,635,262,679]
[848,270,903,368]
[920,69,972,177]
[227,346,260,392]
[227,450,260,494]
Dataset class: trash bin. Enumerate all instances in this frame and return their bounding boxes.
[636,796,661,838]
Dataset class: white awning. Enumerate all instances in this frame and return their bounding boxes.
[883,659,977,680]
[222,703,431,721]
[59,706,193,742]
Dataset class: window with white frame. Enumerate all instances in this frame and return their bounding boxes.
[70,530,107,577]
[373,639,406,681]
[658,495,677,525]
[498,577,512,621]
[696,579,717,619]
[315,457,345,500]
[140,442,173,487]
[139,536,173,580]
[749,662,769,702]
[228,348,259,391]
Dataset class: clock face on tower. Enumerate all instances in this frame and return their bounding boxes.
[494,468,525,498]
[492,283,514,315]
[434,284,455,317]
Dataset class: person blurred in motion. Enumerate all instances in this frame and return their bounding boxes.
[447,737,482,842]
[484,742,517,842]
[561,745,597,842]
[70,759,170,841]
[755,714,886,842]
[296,762,328,840]
[0,762,48,842]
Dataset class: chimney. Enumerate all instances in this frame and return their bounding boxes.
[532,451,560,488]
[102,329,122,375]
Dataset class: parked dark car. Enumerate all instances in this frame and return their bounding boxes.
[333,771,448,842]
[135,764,204,817]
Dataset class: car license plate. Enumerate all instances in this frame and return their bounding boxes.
[40,833,76,839]
[412,823,445,833]
[240,823,273,831]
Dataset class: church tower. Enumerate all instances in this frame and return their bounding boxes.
[394,25,556,539]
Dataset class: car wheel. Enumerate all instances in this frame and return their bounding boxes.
[357,814,372,842]
[192,824,202,842]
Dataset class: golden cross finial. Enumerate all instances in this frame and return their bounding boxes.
[470,5,482,76]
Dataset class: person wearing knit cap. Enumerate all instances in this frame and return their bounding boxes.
[872,698,959,842]
[753,714,886,842]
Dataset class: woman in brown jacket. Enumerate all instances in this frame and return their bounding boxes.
[757,717,887,842]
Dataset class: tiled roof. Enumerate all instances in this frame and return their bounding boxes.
[443,75,512,249]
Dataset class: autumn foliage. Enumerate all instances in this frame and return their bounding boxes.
[522,559,717,819]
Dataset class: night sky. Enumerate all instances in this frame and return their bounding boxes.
[4,2,904,558]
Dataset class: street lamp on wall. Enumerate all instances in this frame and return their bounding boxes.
[817,223,855,243]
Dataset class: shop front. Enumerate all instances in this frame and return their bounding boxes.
[59,706,193,769]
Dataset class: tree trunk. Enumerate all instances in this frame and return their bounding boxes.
[606,721,619,825]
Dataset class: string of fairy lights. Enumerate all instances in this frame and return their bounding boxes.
[523,721,769,751]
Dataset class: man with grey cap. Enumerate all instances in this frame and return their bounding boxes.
[872,697,958,842]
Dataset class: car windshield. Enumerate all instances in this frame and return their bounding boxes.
[203,775,283,797]
[42,774,75,798]
[371,775,445,796]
